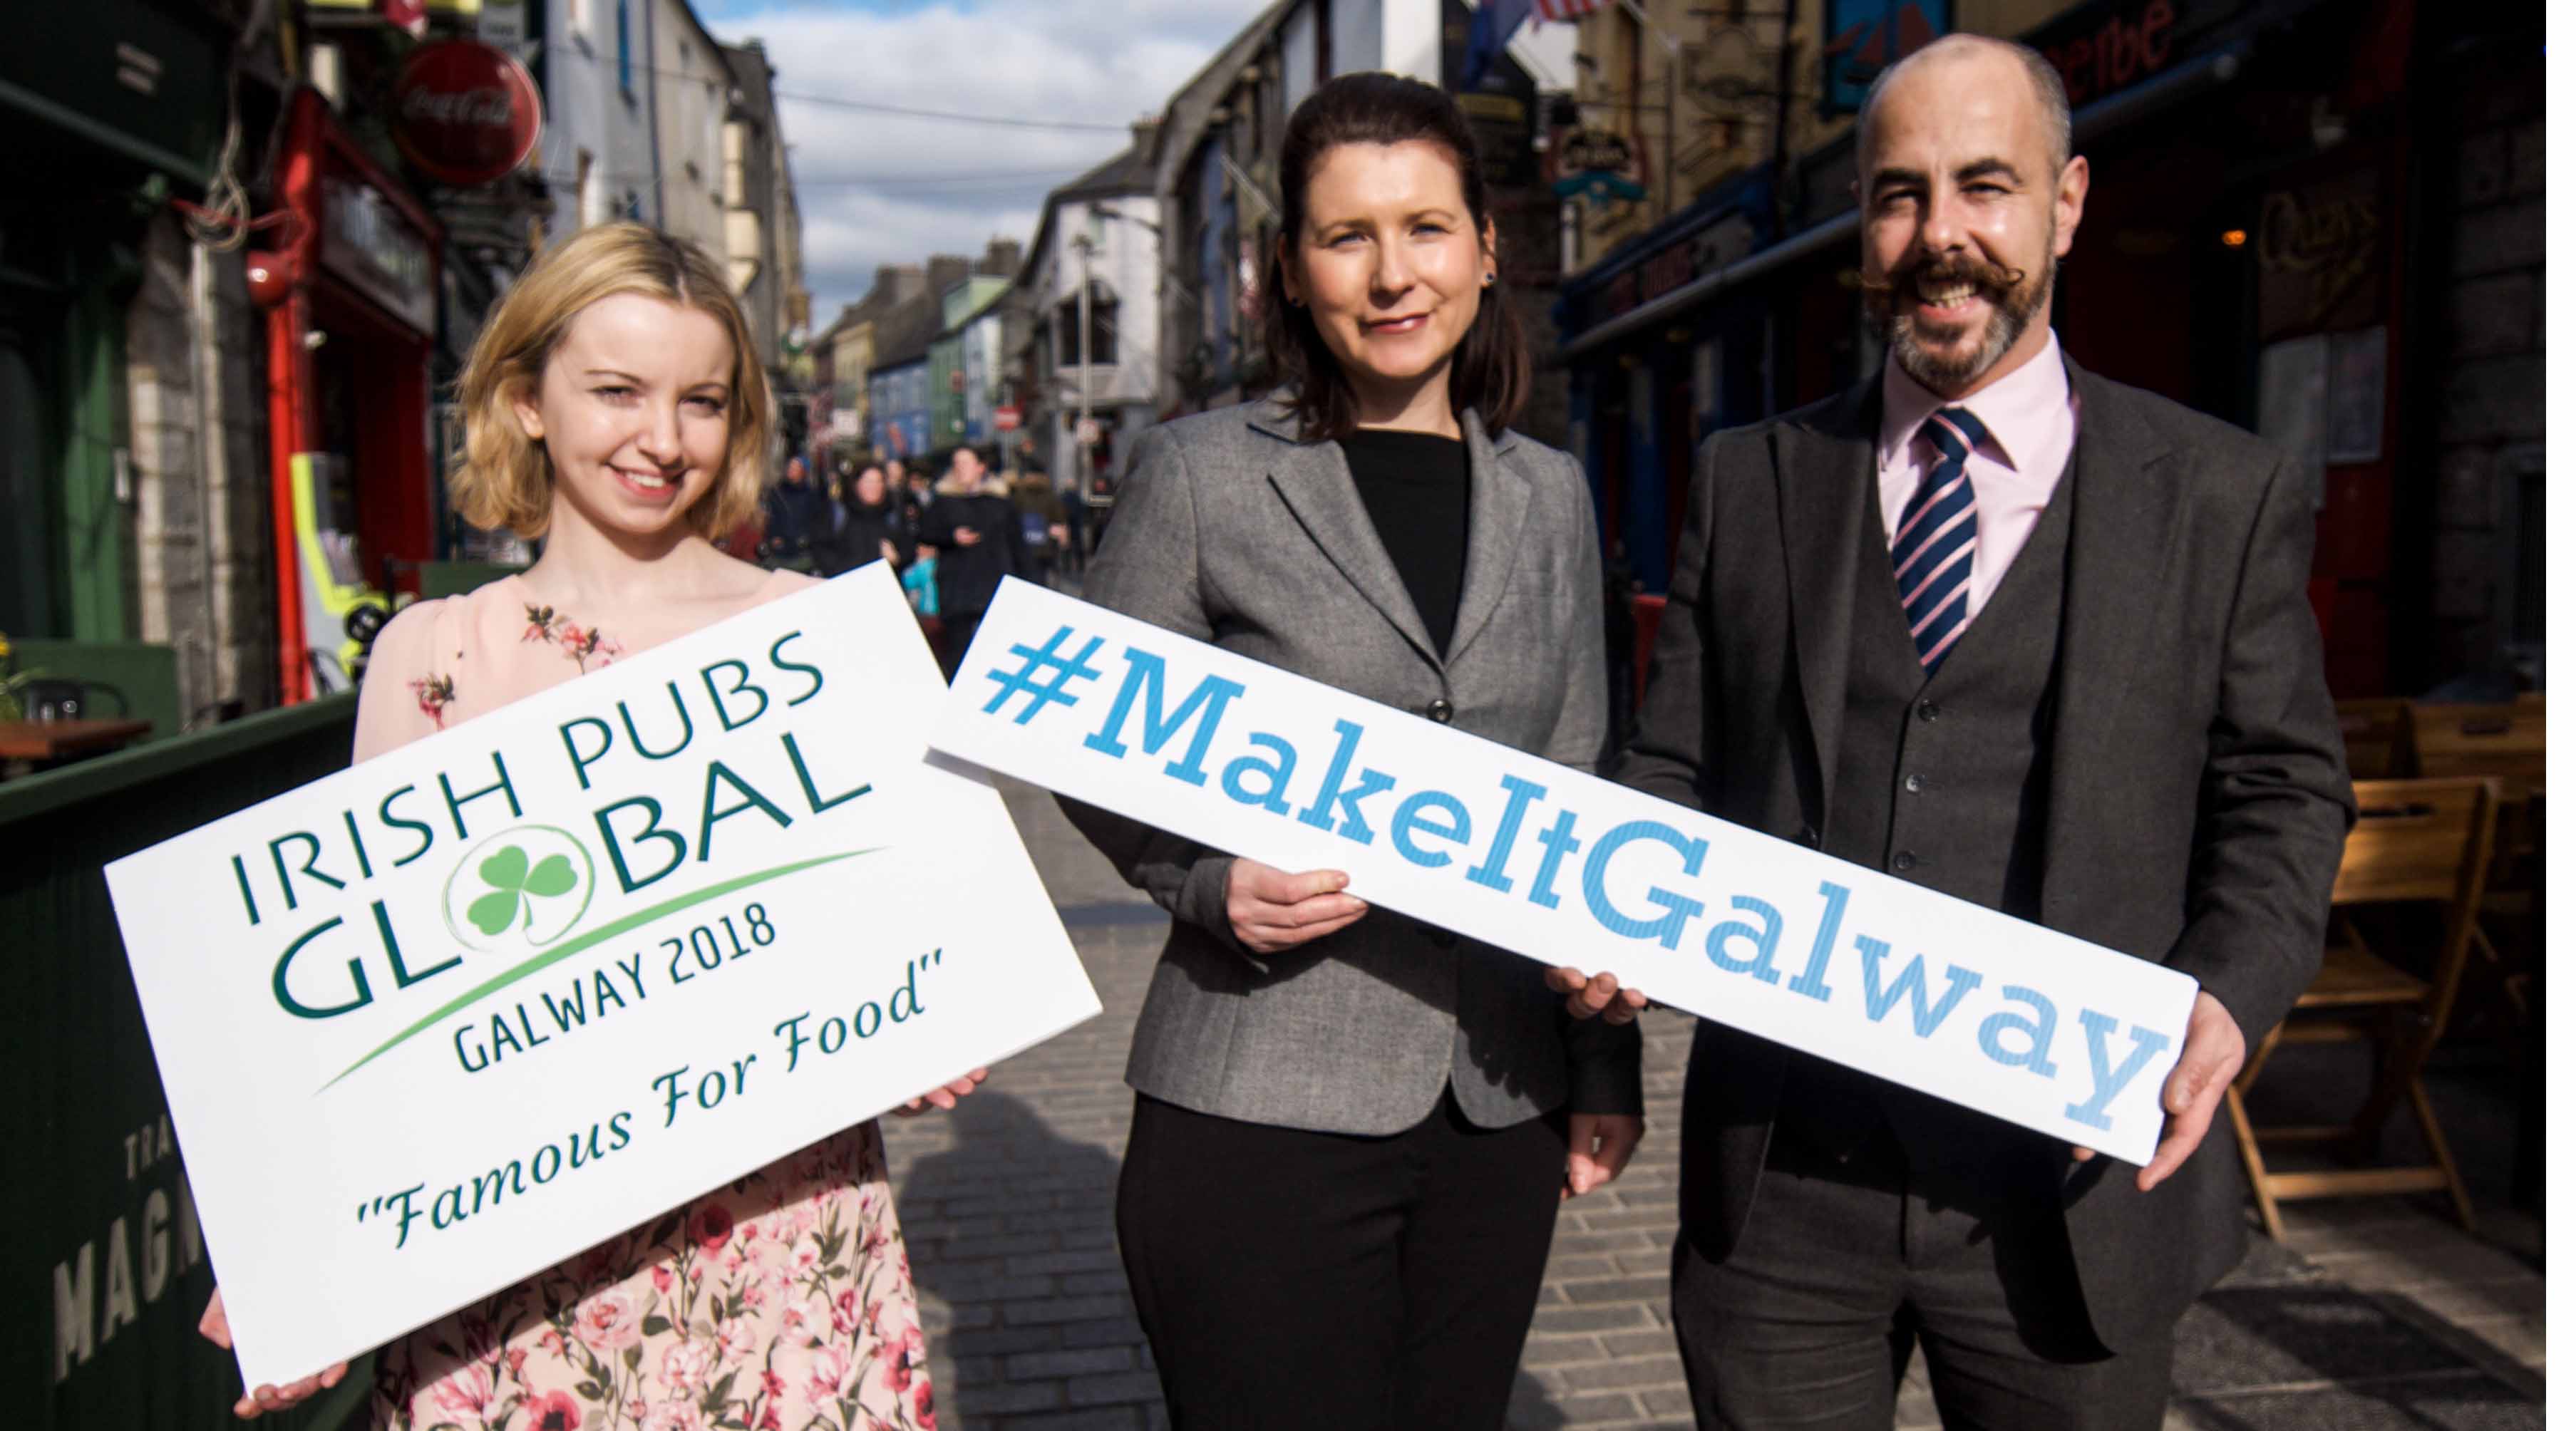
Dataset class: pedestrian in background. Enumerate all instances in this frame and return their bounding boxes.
[758,453,829,571]
[834,460,915,576]
[196,222,979,1430]
[917,445,1029,677]
[1059,73,1643,1430]
[1009,464,1070,589]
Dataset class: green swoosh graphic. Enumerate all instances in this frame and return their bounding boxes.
[322,849,883,1091]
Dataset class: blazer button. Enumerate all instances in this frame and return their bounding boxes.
[1426,698,1456,724]
[1893,850,1919,872]
[1430,928,1459,949]
[1916,701,1941,723]
[1904,773,1925,795]
[1796,823,1820,847]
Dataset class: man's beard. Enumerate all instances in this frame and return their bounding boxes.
[1866,247,2055,394]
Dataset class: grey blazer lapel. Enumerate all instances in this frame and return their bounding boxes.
[2042,358,2183,929]
[1448,409,1532,663]
[1776,381,1880,820]
[1252,402,1442,667]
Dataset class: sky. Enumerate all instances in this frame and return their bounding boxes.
[700,0,1280,327]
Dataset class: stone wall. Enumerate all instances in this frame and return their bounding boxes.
[126,212,276,723]
[2426,46,2544,688]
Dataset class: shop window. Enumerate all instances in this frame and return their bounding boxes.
[1056,283,1118,367]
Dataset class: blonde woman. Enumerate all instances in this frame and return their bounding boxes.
[200,224,972,1430]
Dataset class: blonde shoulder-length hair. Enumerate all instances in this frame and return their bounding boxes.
[450,222,774,540]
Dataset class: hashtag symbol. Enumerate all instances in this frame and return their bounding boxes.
[982,624,1107,725]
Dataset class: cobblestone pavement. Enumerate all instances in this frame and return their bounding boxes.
[882,780,2544,1430]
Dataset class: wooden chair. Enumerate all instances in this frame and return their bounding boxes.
[2335,698,2410,780]
[2407,699,2545,1018]
[2406,700,2544,801]
[2227,777,2500,1239]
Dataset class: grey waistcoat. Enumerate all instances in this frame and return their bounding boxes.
[1778,455,2078,1155]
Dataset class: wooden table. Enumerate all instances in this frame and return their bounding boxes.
[0,718,153,765]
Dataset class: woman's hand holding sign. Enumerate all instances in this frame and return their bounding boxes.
[200,1291,346,1419]
[1546,966,1650,1026]
[895,1066,990,1115]
[1225,857,1369,953]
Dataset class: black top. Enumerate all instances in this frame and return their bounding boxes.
[1338,429,1470,657]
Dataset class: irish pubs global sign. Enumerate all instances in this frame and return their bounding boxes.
[105,565,1100,1388]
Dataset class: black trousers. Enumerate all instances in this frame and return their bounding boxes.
[1670,1112,2171,1430]
[934,609,984,682]
[1118,1090,1566,1430]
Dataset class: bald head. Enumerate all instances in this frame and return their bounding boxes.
[1858,35,2072,177]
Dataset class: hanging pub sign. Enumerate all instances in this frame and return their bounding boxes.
[391,39,543,188]
[1553,130,1644,205]
[1820,0,1949,113]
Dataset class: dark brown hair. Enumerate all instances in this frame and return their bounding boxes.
[1261,72,1529,440]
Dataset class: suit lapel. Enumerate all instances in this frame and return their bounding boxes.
[1776,381,1880,818]
[2041,358,2182,928]
[1446,409,1532,664]
[1253,403,1443,667]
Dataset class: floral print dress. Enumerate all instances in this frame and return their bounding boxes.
[354,572,936,1431]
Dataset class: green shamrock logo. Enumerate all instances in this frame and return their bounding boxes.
[466,843,581,937]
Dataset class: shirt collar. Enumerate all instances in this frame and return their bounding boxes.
[1877,330,2069,473]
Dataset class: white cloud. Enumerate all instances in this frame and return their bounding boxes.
[707,0,1276,321]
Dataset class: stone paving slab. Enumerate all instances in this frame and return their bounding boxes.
[882,780,2543,1430]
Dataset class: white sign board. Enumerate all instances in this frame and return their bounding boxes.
[933,580,2196,1164]
[108,563,1101,1388]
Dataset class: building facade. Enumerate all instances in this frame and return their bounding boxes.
[650,0,732,259]
[1011,130,1163,497]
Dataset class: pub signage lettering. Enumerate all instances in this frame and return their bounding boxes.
[2043,0,2179,108]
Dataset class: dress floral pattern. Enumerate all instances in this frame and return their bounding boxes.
[355,573,932,1431]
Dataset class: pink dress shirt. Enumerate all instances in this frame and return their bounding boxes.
[1876,333,2081,624]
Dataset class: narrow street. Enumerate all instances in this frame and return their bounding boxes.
[882,780,2547,1431]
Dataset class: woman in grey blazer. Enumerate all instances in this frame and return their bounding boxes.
[1062,73,1645,1430]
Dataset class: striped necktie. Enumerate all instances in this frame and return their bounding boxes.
[1890,405,1989,673]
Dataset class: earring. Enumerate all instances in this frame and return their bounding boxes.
[1482,272,1495,286]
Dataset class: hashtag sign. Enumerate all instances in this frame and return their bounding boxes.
[982,624,1108,725]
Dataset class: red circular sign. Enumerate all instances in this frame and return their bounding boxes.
[391,41,542,188]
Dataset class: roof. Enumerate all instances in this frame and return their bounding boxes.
[1011,129,1158,291]
[867,294,942,373]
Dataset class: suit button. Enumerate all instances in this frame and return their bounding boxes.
[1904,773,1925,795]
[1893,850,1919,872]
[1430,928,1459,949]
[1796,824,1820,847]
[1427,698,1456,724]
[1916,701,1940,723]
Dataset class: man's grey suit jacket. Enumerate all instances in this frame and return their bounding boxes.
[1618,358,2355,1351]
[1063,398,1644,1137]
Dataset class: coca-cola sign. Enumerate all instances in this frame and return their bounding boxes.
[391,41,542,187]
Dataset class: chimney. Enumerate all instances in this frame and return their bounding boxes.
[871,263,926,309]
[1130,118,1160,157]
[979,238,1022,277]
[927,254,973,299]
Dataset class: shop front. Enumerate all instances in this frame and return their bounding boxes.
[262,88,441,703]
